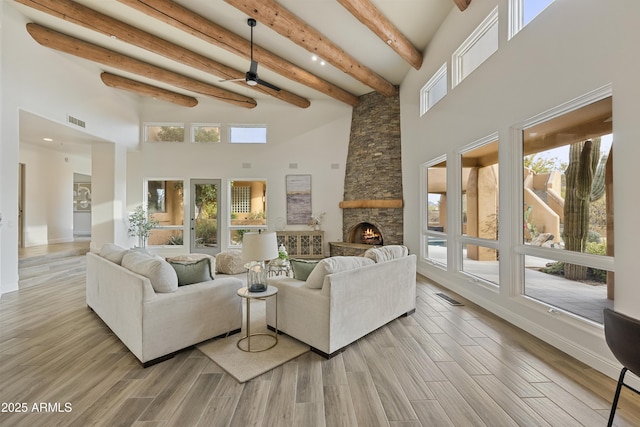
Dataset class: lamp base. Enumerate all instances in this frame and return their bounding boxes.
[248,283,267,293]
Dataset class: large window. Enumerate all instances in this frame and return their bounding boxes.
[509,0,555,39]
[452,7,498,88]
[519,89,614,324]
[228,180,267,247]
[460,135,500,287]
[146,179,184,246]
[422,157,447,268]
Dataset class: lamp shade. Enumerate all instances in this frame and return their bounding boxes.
[242,231,278,261]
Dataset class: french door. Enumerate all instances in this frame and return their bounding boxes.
[190,179,221,255]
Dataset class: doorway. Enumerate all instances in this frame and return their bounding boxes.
[190,179,221,255]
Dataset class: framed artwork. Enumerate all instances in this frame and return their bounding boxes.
[74,183,92,211]
[286,175,312,225]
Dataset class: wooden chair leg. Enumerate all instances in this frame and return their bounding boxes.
[608,367,628,427]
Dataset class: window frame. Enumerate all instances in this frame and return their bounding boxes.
[420,63,448,116]
[458,133,501,288]
[191,123,222,144]
[228,124,268,144]
[144,178,185,247]
[143,122,185,143]
[508,0,555,40]
[451,6,499,89]
[421,155,448,269]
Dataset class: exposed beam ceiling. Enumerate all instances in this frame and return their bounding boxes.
[15,0,310,108]
[224,0,398,97]
[11,0,457,109]
[336,0,423,70]
[27,23,258,108]
[453,0,472,12]
[117,0,360,106]
[100,72,198,107]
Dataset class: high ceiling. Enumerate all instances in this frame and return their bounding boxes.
[11,0,460,109]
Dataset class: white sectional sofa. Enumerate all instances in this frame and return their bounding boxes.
[266,246,417,358]
[86,245,244,366]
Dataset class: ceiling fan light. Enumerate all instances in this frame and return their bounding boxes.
[247,79,258,86]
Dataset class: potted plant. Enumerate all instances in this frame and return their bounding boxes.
[128,205,159,247]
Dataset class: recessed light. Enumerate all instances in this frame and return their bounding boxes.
[43,138,53,142]
[320,60,326,66]
[311,55,318,61]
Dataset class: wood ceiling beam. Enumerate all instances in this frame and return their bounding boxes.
[100,73,198,107]
[15,0,309,108]
[336,0,423,70]
[224,0,397,97]
[26,23,257,108]
[453,0,472,12]
[117,0,360,106]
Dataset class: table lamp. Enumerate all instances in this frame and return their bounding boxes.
[242,231,278,292]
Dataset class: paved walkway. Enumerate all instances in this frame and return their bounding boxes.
[426,247,611,324]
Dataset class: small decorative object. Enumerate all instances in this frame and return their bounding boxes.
[278,244,288,260]
[127,205,159,248]
[242,231,278,292]
[309,212,325,230]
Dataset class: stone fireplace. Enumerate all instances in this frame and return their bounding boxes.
[330,91,403,257]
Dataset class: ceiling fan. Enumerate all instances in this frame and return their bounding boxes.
[220,18,281,92]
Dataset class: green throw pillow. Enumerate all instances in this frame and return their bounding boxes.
[290,258,319,281]
[168,258,213,286]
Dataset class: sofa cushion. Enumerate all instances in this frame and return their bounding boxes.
[99,243,128,265]
[166,253,216,278]
[364,245,409,263]
[305,256,375,289]
[168,257,213,286]
[290,258,319,281]
[122,251,178,293]
[216,250,247,275]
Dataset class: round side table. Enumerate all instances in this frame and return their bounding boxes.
[236,286,278,352]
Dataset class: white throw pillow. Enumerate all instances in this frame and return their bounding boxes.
[364,245,408,263]
[122,251,178,293]
[99,243,128,265]
[305,256,375,289]
[216,250,247,275]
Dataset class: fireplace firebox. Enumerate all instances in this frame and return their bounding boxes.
[349,222,383,245]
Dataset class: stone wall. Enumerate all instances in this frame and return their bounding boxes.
[342,90,403,245]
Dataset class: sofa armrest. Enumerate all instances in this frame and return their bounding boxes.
[265,278,330,351]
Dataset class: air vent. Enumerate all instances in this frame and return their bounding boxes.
[67,115,86,128]
[435,292,463,306]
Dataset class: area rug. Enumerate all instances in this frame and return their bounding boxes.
[197,299,309,383]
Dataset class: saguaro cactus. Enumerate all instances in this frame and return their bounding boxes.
[563,137,603,280]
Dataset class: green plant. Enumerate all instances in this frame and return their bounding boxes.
[247,211,266,220]
[165,232,184,245]
[127,205,159,247]
[195,219,217,245]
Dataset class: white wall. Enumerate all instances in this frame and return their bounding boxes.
[1,3,140,295]
[18,144,91,246]
[400,0,640,382]
[128,96,352,256]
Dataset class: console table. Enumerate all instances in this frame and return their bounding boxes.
[276,231,324,259]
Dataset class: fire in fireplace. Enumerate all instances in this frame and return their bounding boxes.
[349,222,383,245]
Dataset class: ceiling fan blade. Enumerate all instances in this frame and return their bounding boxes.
[219,77,244,83]
[256,78,281,92]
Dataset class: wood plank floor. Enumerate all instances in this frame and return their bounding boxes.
[1,253,639,426]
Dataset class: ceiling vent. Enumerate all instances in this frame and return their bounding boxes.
[67,114,86,128]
